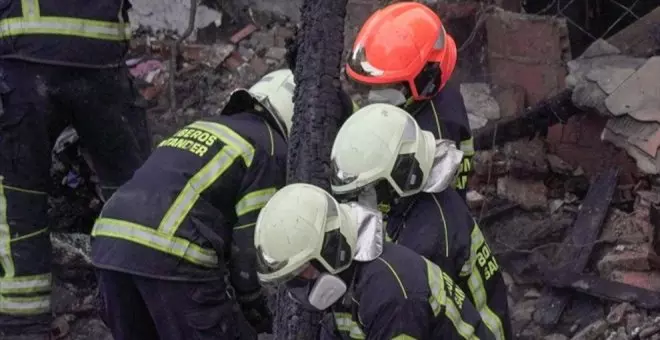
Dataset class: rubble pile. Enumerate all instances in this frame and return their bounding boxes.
[467,134,660,338]
[567,39,660,175]
[44,2,660,340]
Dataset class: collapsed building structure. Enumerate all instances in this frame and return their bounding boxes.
[46,1,660,339]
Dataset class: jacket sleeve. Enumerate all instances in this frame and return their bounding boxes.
[229,145,282,296]
[463,220,512,340]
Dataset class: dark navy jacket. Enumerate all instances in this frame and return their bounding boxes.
[386,189,512,340]
[411,84,474,198]
[321,243,497,340]
[91,112,286,298]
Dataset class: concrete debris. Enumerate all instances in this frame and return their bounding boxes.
[547,154,574,175]
[503,138,548,180]
[601,116,660,174]
[570,319,608,340]
[128,0,222,37]
[468,113,489,130]
[492,84,526,118]
[497,176,548,210]
[460,83,501,121]
[466,190,486,210]
[606,302,635,326]
[605,57,660,122]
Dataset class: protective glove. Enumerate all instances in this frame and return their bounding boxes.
[237,291,273,334]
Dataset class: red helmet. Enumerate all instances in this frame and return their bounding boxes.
[346,2,457,104]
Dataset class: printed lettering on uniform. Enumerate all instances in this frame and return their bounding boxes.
[158,127,218,157]
[442,272,466,307]
[475,242,500,280]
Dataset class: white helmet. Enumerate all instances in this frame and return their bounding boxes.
[223,69,296,137]
[331,103,435,197]
[255,183,358,284]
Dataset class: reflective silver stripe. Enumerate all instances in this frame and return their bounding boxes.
[158,147,241,236]
[0,19,132,40]
[0,274,51,294]
[334,313,366,339]
[189,121,255,166]
[0,295,50,315]
[21,0,38,17]
[92,218,218,268]
[468,227,505,340]
[235,188,276,217]
[426,260,478,339]
[0,177,15,277]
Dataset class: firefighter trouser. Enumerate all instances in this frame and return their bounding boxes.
[0,59,146,333]
[97,269,242,340]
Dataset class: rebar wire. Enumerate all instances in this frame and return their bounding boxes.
[169,0,198,115]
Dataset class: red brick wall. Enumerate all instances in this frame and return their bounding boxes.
[547,114,639,184]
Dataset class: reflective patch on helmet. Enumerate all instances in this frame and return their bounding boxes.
[348,44,384,77]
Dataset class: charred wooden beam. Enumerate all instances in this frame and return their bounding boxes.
[534,168,619,327]
[274,0,348,339]
[473,89,583,151]
[542,270,660,310]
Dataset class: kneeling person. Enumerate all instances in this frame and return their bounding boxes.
[331,103,511,339]
[90,69,296,340]
[254,183,497,340]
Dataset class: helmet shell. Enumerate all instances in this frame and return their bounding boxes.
[331,103,435,197]
[346,2,457,99]
[255,183,358,283]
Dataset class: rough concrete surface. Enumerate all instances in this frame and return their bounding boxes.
[129,0,222,36]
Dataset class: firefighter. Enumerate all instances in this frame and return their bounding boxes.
[331,103,512,340]
[90,69,295,340]
[0,0,149,337]
[254,183,496,339]
[345,1,473,199]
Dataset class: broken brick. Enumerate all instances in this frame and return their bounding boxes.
[223,51,245,71]
[496,176,547,210]
[606,302,634,326]
[492,84,526,118]
[486,9,570,104]
[230,24,258,44]
[598,245,652,277]
[609,270,660,292]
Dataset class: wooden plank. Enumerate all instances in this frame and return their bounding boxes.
[542,270,660,310]
[534,168,619,326]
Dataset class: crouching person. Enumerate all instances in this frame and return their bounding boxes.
[254,183,497,339]
[331,103,512,339]
[90,69,297,340]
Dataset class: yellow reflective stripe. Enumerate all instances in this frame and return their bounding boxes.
[2,0,130,40]
[92,218,218,268]
[21,0,39,17]
[0,294,50,315]
[0,177,15,277]
[188,121,255,166]
[430,101,443,139]
[352,100,360,113]
[393,335,417,340]
[460,137,475,156]
[0,18,132,40]
[426,260,478,339]
[235,188,276,217]
[468,226,505,340]
[0,274,51,294]
[158,146,241,236]
[334,312,366,339]
[376,258,407,299]
[430,194,450,258]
